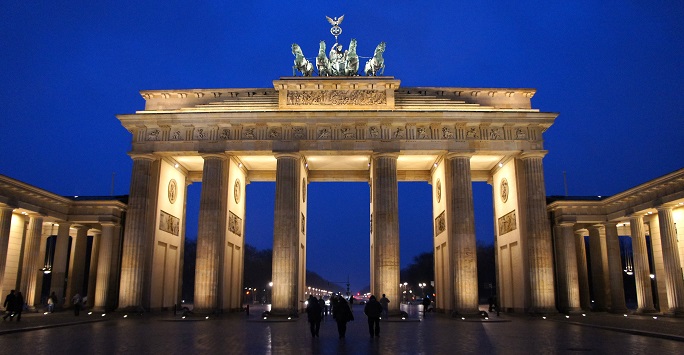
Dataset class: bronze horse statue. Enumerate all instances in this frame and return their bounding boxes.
[364,42,386,76]
[291,43,313,76]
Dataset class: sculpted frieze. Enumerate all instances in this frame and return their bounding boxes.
[435,211,446,237]
[286,90,387,106]
[498,210,517,236]
[229,211,243,236]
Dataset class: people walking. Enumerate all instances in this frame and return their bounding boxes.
[13,291,24,321]
[379,294,390,318]
[364,295,383,338]
[333,296,353,339]
[318,297,326,318]
[422,295,432,317]
[3,290,16,321]
[48,292,58,313]
[305,295,322,337]
[72,293,82,316]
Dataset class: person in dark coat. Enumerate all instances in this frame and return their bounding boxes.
[364,295,383,338]
[333,296,353,339]
[3,290,16,321]
[13,291,24,321]
[422,295,432,316]
[305,295,322,337]
[318,297,327,318]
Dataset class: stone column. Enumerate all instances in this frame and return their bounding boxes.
[604,222,627,312]
[119,154,159,310]
[21,216,44,308]
[574,230,591,311]
[50,223,71,306]
[66,225,88,306]
[629,215,656,313]
[518,152,555,313]
[372,153,400,314]
[194,154,229,312]
[94,223,118,311]
[271,153,302,315]
[0,206,13,290]
[446,153,478,314]
[588,225,608,311]
[656,206,684,315]
[555,223,581,313]
[86,230,101,310]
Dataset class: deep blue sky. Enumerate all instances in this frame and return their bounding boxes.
[1,1,682,292]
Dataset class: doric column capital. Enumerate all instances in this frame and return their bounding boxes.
[518,150,548,160]
[274,152,301,160]
[372,152,399,160]
[656,205,673,213]
[445,151,475,160]
[200,153,228,160]
[128,153,157,161]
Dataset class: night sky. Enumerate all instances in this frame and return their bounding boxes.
[1,2,682,292]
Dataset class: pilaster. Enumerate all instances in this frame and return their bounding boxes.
[629,215,656,313]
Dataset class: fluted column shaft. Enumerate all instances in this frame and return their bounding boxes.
[86,231,101,309]
[372,153,400,313]
[519,153,555,312]
[194,154,229,312]
[50,223,71,306]
[119,154,158,309]
[574,230,591,310]
[629,216,656,313]
[446,153,478,314]
[656,207,684,315]
[272,153,301,315]
[66,226,88,305]
[604,223,627,312]
[0,207,13,290]
[588,226,608,310]
[94,223,117,311]
[21,216,44,308]
[556,223,581,312]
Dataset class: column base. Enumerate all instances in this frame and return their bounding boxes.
[635,307,658,314]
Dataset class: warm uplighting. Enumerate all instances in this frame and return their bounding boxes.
[124,314,128,318]
[565,315,569,319]
[653,316,658,320]
[650,274,655,279]
[102,314,106,317]
[205,316,209,319]
[43,312,48,315]
[498,163,503,168]
[542,316,546,319]
[174,163,179,168]
[88,311,93,315]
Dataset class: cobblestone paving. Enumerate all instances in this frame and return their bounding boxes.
[1,307,683,354]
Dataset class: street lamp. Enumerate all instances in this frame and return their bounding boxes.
[419,283,426,297]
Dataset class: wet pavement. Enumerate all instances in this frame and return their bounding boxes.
[1,305,683,354]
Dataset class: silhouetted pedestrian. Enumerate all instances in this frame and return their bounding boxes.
[333,296,353,339]
[379,294,390,318]
[13,291,24,321]
[422,295,431,316]
[72,293,82,316]
[2,290,16,321]
[364,295,383,338]
[318,297,326,318]
[306,295,322,337]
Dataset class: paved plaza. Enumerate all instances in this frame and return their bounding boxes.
[1,305,683,354]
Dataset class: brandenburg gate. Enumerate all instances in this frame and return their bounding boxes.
[116,75,558,315]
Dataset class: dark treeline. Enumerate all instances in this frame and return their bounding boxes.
[399,242,496,302]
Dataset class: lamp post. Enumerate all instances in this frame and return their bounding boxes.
[268,281,273,304]
[419,283,426,298]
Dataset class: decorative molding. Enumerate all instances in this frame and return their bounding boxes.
[286,90,386,106]
[228,211,242,236]
[301,213,306,235]
[234,179,241,204]
[435,211,446,237]
[498,210,517,236]
[159,210,180,236]
[168,179,178,204]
